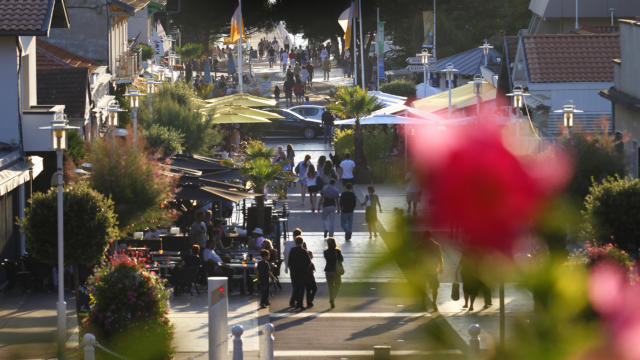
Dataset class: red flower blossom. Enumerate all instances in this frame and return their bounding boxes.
[409,116,570,254]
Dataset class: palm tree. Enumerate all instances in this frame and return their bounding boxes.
[177,43,203,83]
[327,86,382,183]
[240,157,282,229]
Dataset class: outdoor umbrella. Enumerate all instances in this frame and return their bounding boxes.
[202,104,283,119]
[335,113,438,125]
[211,112,272,124]
[204,93,276,107]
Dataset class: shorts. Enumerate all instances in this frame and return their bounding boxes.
[269,56,275,62]
[341,178,354,187]
[308,185,320,193]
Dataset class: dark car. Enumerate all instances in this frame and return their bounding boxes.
[262,108,322,139]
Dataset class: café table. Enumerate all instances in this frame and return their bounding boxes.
[223,259,258,294]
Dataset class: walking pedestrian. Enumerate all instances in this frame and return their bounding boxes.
[295,154,312,205]
[190,211,208,248]
[320,178,340,238]
[283,77,293,107]
[362,186,382,239]
[284,228,301,306]
[306,63,314,88]
[339,183,357,241]
[405,171,421,216]
[280,49,288,73]
[323,237,344,309]
[257,250,277,308]
[306,165,322,213]
[322,57,331,81]
[302,242,317,308]
[339,152,356,186]
[268,46,276,68]
[288,236,311,309]
[273,85,281,104]
[321,108,334,144]
[423,231,444,311]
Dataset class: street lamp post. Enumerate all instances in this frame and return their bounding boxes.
[479,39,493,67]
[144,79,160,118]
[124,88,143,144]
[418,49,430,98]
[441,63,458,114]
[554,102,582,137]
[469,74,488,114]
[506,86,530,143]
[39,115,78,357]
[157,66,166,82]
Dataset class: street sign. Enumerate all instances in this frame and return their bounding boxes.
[406,56,423,65]
[407,65,426,72]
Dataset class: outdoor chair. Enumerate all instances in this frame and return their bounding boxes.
[172,265,200,296]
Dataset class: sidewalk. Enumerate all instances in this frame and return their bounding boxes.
[0,289,79,359]
[353,183,535,351]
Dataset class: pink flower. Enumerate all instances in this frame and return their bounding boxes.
[589,262,640,360]
[409,116,570,254]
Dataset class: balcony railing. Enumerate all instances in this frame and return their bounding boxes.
[114,49,142,82]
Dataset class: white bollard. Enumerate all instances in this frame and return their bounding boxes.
[468,323,481,354]
[209,277,229,360]
[232,325,244,360]
[81,333,96,360]
[260,323,275,360]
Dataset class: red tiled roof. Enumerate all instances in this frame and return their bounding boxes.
[37,68,90,119]
[522,33,620,83]
[0,0,68,35]
[36,38,100,72]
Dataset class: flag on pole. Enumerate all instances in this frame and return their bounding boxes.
[338,2,353,50]
[230,2,245,42]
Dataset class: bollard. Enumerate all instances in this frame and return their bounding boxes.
[81,333,96,360]
[260,323,275,360]
[232,325,244,360]
[468,323,481,354]
[209,277,229,360]
[373,345,391,360]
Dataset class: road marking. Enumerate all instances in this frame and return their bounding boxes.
[269,312,430,319]
[273,350,463,357]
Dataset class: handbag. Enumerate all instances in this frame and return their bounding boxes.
[336,251,345,275]
[451,281,460,301]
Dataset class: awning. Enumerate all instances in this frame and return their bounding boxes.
[175,184,256,203]
[413,82,496,113]
[0,156,43,197]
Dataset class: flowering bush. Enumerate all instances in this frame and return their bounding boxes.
[84,257,174,359]
[570,241,634,273]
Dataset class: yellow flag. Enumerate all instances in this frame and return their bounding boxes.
[230,3,245,42]
[338,3,353,50]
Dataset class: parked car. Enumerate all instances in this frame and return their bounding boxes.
[288,105,325,120]
[262,108,322,139]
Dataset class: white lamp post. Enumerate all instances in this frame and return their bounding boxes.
[39,115,79,357]
[144,78,160,118]
[469,74,488,114]
[554,102,582,137]
[418,49,430,98]
[441,63,458,114]
[124,88,143,144]
[157,66,166,82]
[479,39,493,66]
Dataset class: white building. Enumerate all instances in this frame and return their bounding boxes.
[0,0,69,287]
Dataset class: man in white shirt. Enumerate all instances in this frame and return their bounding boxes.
[339,152,356,186]
[203,240,223,263]
[280,50,288,73]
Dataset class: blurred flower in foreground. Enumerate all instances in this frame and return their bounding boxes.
[589,262,640,360]
[409,116,571,254]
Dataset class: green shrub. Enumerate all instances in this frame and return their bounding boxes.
[138,44,154,61]
[564,133,625,203]
[87,135,173,229]
[333,128,354,157]
[84,258,174,359]
[144,124,184,156]
[580,176,640,255]
[380,80,416,97]
[138,82,221,155]
[22,182,118,268]
[66,130,85,165]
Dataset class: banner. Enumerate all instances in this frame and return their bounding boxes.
[423,11,434,47]
[377,21,385,80]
